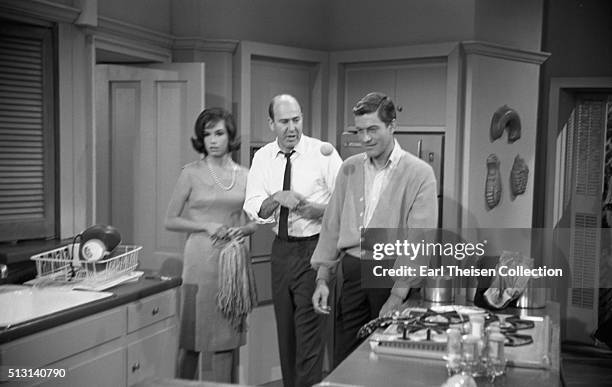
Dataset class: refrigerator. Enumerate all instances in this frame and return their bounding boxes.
[339,131,444,227]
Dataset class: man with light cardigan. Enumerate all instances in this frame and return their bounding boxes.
[244,94,342,387]
[310,92,438,367]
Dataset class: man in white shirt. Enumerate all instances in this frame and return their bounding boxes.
[244,94,342,387]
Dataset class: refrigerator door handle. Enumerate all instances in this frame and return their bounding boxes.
[417,139,423,159]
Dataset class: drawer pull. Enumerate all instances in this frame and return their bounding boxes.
[132,362,140,372]
[152,307,160,316]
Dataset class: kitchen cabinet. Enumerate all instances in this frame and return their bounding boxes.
[343,60,447,131]
[0,287,179,387]
[344,66,396,127]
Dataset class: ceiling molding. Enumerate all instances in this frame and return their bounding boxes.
[96,16,174,49]
[93,33,172,63]
[173,37,239,53]
[462,41,550,65]
[0,0,79,24]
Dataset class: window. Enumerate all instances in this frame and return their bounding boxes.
[0,21,56,242]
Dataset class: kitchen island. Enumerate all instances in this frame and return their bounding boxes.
[0,276,181,386]
[318,300,561,387]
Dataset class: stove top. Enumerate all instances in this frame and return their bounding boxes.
[359,306,533,345]
[362,305,552,369]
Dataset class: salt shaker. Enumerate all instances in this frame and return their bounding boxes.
[445,328,462,376]
[468,315,487,377]
[487,332,506,380]
[461,335,480,375]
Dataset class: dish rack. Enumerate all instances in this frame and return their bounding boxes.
[31,243,141,284]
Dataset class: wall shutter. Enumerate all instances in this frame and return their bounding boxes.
[0,22,55,241]
[565,97,606,341]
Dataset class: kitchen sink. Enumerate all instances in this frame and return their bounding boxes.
[0,285,113,327]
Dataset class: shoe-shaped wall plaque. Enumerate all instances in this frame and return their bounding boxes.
[510,154,529,198]
[485,154,502,210]
[490,105,521,143]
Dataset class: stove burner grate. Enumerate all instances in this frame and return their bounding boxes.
[359,308,535,347]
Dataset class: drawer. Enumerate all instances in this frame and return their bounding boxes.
[127,289,177,333]
[0,307,126,368]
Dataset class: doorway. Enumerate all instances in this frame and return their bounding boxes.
[94,60,205,274]
[549,85,612,344]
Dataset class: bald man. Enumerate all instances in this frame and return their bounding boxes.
[244,95,342,387]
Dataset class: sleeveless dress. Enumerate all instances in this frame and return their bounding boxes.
[176,160,250,352]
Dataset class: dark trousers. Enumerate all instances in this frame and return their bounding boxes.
[271,236,323,387]
[334,254,390,367]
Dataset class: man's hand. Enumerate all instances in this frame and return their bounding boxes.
[379,293,404,317]
[274,191,303,209]
[294,200,325,219]
[312,279,331,314]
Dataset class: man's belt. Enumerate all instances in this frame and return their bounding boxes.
[277,234,319,242]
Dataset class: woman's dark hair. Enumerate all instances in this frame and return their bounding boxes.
[352,92,397,126]
[191,108,240,155]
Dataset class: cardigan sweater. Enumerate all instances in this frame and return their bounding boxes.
[310,149,438,288]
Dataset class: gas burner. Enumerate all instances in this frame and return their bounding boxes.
[357,314,418,339]
[360,306,535,347]
[503,332,533,347]
[400,326,448,342]
[484,314,535,333]
[420,309,469,326]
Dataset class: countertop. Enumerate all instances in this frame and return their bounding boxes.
[0,276,182,344]
[319,300,561,387]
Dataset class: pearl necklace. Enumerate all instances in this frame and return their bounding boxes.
[204,157,237,191]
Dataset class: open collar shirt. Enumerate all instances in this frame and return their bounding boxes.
[363,139,404,228]
[244,135,342,237]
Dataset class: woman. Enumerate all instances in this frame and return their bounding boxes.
[165,107,257,382]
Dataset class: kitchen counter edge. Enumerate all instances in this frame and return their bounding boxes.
[0,277,182,344]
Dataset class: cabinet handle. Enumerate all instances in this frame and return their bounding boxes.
[152,306,160,316]
[132,362,140,372]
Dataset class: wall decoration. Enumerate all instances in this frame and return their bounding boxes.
[490,105,521,143]
[485,154,502,210]
[510,154,529,198]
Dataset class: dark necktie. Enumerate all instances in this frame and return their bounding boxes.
[278,151,294,240]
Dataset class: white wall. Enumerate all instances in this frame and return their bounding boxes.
[168,0,542,52]
[474,0,544,51]
[462,55,540,229]
[327,0,476,50]
[171,0,329,50]
[99,0,172,34]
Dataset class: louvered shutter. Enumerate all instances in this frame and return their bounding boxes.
[0,22,55,242]
[564,97,606,342]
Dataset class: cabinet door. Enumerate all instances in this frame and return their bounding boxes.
[395,64,447,127]
[126,324,178,386]
[36,346,125,387]
[344,67,395,130]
